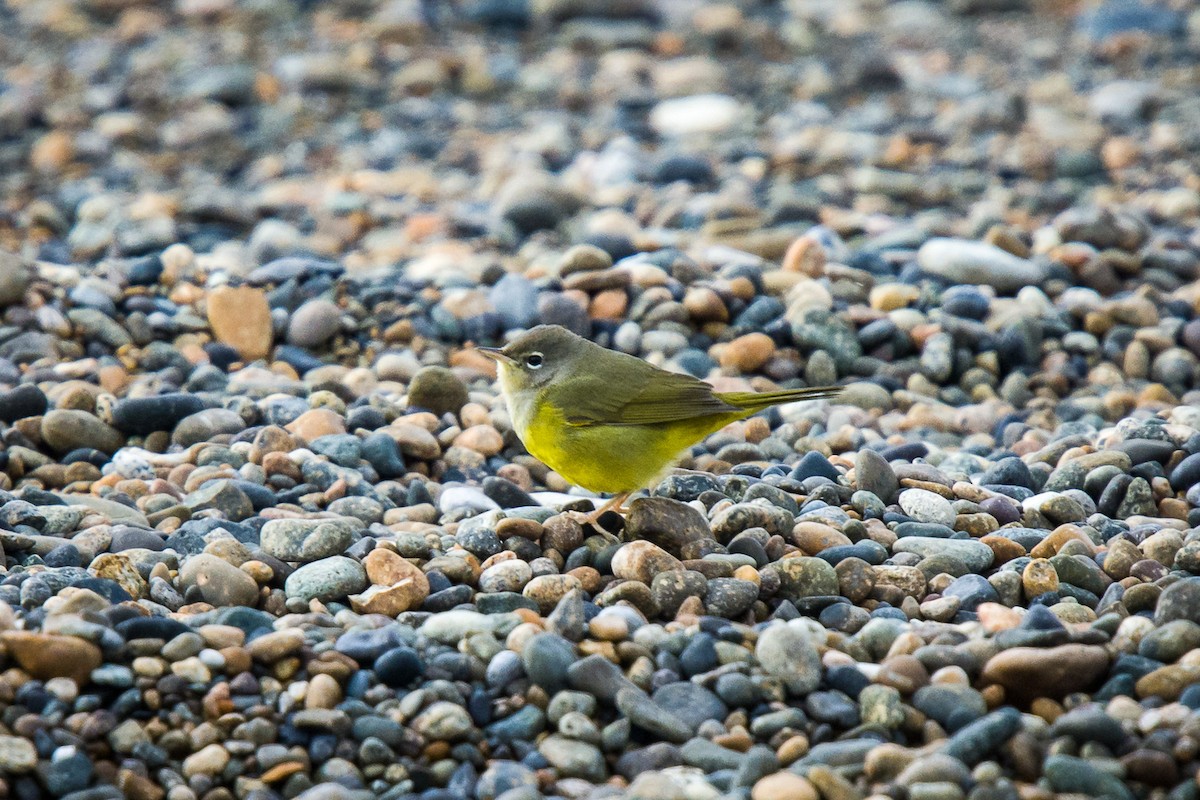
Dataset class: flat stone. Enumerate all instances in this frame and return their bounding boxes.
[41,410,123,454]
[981,645,1109,701]
[917,237,1048,292]
[611,540,682,583]
[0,631,103,684]
[893,537,994,572]
[208,284,273,361]
[756,622,821,695]
[179,554,261,607]
[55,495,149,526]
[260,518,355,562]
[111,394,209,435]
[616,687,693,743]
[624,497,711,554]
[0,735,37,774]
[898,488,956,526]
[174,408,246,447]
[774,557,839,599]
[284,556,367,602]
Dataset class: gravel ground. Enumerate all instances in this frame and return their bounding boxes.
[3,1,1200,800]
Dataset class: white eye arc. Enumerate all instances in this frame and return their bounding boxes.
[525,352,544,369]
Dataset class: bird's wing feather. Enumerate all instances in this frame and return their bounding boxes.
[546,360,738,426]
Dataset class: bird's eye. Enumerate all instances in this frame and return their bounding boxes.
[525,353,544,369]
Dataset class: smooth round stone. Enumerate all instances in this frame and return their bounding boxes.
[679,634,718,676]
[1024,492,1086,524]
[479,560,533,593]
[412,701,475,741]
[538,735,605,782]
[110,527,166,551]
[287,298,341,348]
[980,496,1021,525]
[482,476,538,509]
[912,685,987,732]
[39,747,92,794]
[477,762,539,800]
[942,574,999,611]
[487,705,547,744]
[652,683,727,730]
[173,408,246,447]
[374,646,423,687]
[818,541,888,566]
[0,734,37,773]
[715,673,759,708]
[522,633,577,695]
[178,554,260,607]
[700,575,756,617]
[1043,754,1135,800]
[894,521,956,539]
[335,626,409,663]
[978,456,1035,490]
[0,384,48,422]
[486,650,525,690]
[360,433,406,479]
[260,518,355,563]
[309,433,362,466]
[421,611,497,643]
[855,449,899,502]
[806,690,860,727]
[774,557,839,599]
[488,274,539,329]
[791,451,840,482]
[284,556,367,602]
[1139,619,1200,664]
[408,366,469,416]
[440,486,500,514]
[1170,453,1200,490]
[1154,577,1200,625]
[755,622,820,695]
[44,543,83,568]
[898,489,956,527]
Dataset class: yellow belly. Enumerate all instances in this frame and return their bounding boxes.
[519,399,742,494]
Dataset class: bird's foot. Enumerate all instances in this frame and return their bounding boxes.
[575,492,630,526]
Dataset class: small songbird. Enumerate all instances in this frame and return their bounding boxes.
[479,325,841,520]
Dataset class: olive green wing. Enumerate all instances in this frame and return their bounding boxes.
[545,360,738,427]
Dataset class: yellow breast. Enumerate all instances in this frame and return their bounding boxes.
[516,395,740,494]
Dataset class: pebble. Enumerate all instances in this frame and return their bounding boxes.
[206,284,273,361]
[917,238,1049,293]
[260,518,355,562]
[898,489,957,527]
[0,4,1198,799]
[284,556,368,602]
[287,299,342,348]
[41,410,124,454]
[756,622,821,695]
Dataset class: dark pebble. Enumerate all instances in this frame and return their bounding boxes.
[111,393,209,435]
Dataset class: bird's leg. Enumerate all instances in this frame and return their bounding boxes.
[583,492,630,525]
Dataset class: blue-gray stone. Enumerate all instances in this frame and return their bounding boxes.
[940,707,1022,765]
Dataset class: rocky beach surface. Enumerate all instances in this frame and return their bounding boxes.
[3,0,1200,799]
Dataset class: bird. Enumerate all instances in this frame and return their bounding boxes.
[478,324,841,521]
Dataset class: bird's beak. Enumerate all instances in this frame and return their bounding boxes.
[477,346,515,365]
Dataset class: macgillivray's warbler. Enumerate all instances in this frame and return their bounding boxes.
[479,324,842,521]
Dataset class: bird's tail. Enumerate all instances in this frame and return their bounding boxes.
[716,385,842,414]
